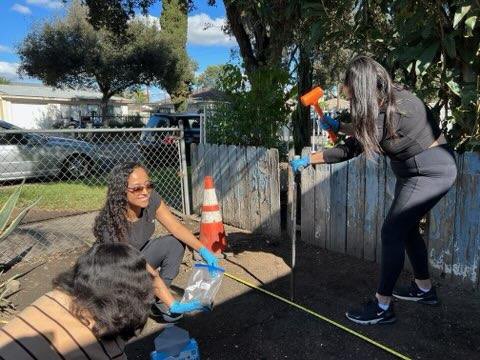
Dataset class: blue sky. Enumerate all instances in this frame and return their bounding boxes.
[0,0,238,101]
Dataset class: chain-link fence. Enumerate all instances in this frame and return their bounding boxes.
[0,126,189,266]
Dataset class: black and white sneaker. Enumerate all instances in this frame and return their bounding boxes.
[346,298,396,325]
[150,302,183,323]
[393,281,439,305]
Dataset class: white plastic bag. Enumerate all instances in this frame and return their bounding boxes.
[181,263,224,310]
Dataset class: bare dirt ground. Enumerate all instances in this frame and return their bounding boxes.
[1,219,479,360]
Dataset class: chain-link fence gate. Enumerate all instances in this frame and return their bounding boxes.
[0,126,190,266]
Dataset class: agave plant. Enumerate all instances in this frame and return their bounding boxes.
[0,179,40,315]
[1,179,40,242]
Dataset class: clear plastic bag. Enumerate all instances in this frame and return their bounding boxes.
[181,263,224,310]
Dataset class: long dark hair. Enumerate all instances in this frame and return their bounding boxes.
[94,162,147,243]
[344,55,400,157]
[53,243,154,339]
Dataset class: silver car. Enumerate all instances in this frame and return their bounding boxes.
[0,120,111,181]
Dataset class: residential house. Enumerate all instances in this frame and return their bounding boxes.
[0,83,133,129]
[150,87,227,114]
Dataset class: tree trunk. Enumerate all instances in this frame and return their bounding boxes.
[293,44,313,153]
[100,97,109,125]
[161,0,191,112]
[224,2,259,77]
[172,85,189,112]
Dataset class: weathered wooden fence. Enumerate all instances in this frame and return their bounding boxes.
[300,149,480,289]
[191,143,281,237]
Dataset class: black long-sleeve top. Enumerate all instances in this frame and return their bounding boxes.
[322,89,442,163]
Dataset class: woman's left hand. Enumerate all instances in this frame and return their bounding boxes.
[320,115,340,133]
[199,246,219,268]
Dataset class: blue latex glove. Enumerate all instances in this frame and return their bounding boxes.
[320,115,340,133]
[290,156,310,173]
[169,299,206,314]
[198,246,219,268]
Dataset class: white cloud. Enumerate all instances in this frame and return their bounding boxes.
[11,4,32,15]
[26,0,64,10]
[0,45,13,54]
[0,62,20,80]
[131,14,161,30]
[188,14,236,46]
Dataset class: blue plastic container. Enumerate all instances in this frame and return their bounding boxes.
[150,338,199,360]
[150,325,200,360]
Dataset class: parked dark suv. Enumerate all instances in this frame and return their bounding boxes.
[139,113,201,167]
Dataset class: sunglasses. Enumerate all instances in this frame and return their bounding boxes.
[127,182,154,193]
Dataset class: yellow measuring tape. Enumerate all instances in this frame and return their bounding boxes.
[224,272,411,360]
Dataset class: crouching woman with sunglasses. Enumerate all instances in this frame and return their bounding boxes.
[94,162,218,322]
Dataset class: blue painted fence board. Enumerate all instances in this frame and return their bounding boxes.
[329,161,348,253]
[257,147,270,234]
[301,147,315,245]
[347,155,365,258]
[364,155,381,261]
[427,153,460,279]
[191,144,281,237]
[452,153,480,286]
[300,151,479,289]
[236,147,249,230]
[314,164,331,249]
[376,156,386,264]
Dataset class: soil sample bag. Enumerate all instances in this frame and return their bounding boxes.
[181,263,224,310]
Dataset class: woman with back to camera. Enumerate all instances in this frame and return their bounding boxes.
[0,243,153,359]
[94,161,219,322]
[290,55,457,325]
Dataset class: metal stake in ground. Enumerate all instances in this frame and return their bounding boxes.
[288,148,297,301]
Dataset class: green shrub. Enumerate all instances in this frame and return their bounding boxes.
[207,64,295,150]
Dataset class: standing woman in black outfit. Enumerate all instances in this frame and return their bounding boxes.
[290,56,457,325]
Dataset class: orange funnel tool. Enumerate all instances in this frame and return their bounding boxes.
[300,86,337,143]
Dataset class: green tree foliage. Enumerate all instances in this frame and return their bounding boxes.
[122,89,149,104]
[17,1,181,121]
[207,64,294,149]
[80,0,301,147]
[219,1,300,77]
[0,77,10,85]
[302,0,479,151]
[389,1,479,151]
[196,65,227,89]
[81,0,195,111]
[82,0,157,34]
[80,0,209,33]
[160,0,193,111]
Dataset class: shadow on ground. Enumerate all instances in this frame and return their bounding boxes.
[125,232,480,360]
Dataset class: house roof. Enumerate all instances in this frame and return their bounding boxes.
[0,83,131,102]
[323,98,350,111]
[152,87,227,105]
[190,88,227,102]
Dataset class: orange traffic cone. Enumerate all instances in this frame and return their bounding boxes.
[199,176,227,254]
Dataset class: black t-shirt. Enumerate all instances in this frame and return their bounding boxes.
[100,190,163,250]
[323,89,442,163]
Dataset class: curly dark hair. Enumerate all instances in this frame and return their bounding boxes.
[53,243,154,339]
[94,162,147,244]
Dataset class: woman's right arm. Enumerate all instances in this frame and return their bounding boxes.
[310,151,327,165]
[146,263,175,307]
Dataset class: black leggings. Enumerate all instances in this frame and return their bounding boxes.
[378,145,457,296]
[141,235,185,287]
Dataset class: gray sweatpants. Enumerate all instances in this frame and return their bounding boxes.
[141,235,185,287]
